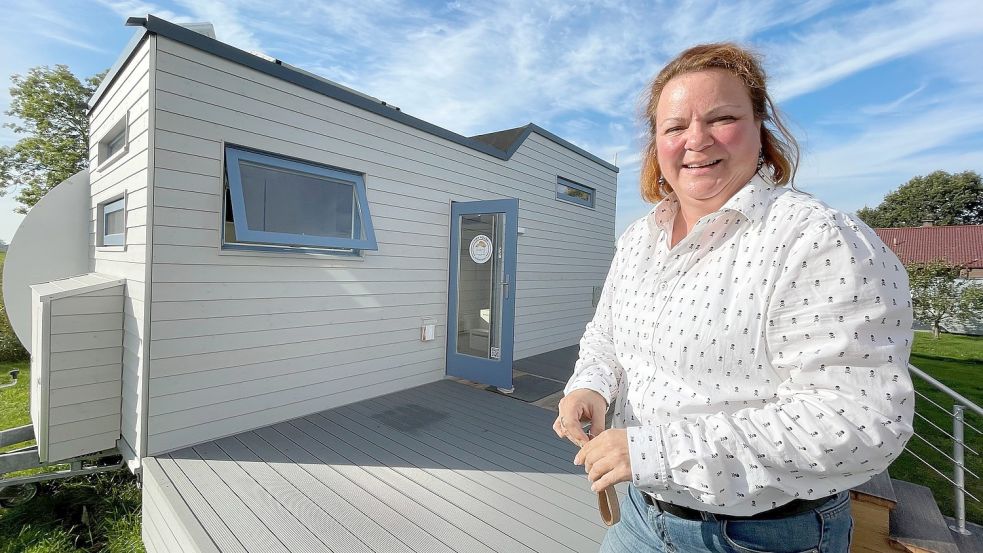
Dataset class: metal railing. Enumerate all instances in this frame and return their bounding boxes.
[906,363,982,536]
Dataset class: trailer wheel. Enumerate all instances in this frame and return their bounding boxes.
[0,483,38,507]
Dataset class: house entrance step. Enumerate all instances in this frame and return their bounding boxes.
[853,470,897,507]
[889,479,961,553]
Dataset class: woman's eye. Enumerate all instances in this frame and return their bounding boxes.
[714,116,736,123]
[664,127,683,134]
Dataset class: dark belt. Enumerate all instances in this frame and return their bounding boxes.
[643,492,836,521]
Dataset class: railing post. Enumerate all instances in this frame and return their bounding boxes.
[951,404,972,535]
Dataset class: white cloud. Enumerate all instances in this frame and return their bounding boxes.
[860,83,927,116]
[767,1,983,101]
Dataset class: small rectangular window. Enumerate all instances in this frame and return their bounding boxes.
[223,146,377,253]
[556,177,595,208]
[97,116,128,167]
[100,197,125,246]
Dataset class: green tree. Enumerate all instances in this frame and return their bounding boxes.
[856,170,983,228]
[908,261,983,339]
[0,65,104,213]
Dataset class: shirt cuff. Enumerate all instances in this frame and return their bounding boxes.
[564,373,614,407]
[628,425,671,492]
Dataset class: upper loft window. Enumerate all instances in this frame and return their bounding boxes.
[97,116,128,168]
[223,146,378,253]
[556,177,595,208]
[100,197,125,246]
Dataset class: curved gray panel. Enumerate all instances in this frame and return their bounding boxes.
[3,170,90,352]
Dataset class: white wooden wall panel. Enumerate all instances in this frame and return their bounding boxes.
[89,38,153,467]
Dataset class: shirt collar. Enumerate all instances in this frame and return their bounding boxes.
[646,174,775,236]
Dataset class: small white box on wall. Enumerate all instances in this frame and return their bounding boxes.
[421,318,437,341]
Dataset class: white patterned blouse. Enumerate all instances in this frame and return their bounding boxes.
[564,175,915,516]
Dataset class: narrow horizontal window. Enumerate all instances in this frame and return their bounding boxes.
[556,177,595,208]
[101,197,125,246]
[223,146,377,253]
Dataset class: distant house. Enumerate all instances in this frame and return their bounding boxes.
[875,223,983,335]
[874,223,983,279]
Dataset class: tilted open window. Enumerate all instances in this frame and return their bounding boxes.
[223,146,377,253]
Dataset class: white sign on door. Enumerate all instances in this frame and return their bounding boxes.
[469,234,492,264]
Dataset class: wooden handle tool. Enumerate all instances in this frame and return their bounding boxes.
[582,427,620,526]
[597,484,621,526]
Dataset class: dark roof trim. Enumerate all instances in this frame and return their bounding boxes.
[90,15,618,173]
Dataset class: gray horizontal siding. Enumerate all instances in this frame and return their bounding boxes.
[43,283,124,461]
[143,380,618,552]
[89,37,153,468]
[146,35,614,455]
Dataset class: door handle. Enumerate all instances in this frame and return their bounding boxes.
[500,274,510,300]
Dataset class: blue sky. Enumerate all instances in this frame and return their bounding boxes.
[1,0,981,242]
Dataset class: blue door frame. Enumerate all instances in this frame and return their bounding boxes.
[446,199,518,389]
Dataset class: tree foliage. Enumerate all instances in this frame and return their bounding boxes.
[907,261,983,339]
[856,170,983,228]
[0,65,104,213]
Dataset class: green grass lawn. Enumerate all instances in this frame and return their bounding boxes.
[890,332,983,525]
[0,362,144,553]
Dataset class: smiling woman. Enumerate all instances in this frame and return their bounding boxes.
[554,42,916,553]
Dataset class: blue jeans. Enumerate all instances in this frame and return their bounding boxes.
[599,485,854,553]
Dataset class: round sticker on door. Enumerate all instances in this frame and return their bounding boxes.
[469,235,492,264]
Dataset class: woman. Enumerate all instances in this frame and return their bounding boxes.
[553,43,915,553]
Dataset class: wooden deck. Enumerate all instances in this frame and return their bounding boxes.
[142,378,622,552]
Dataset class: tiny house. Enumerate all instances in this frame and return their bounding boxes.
[4,14,618,473]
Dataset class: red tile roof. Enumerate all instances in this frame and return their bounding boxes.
[874,225,983,268]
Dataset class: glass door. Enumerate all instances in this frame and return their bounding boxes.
[446,199,517,389]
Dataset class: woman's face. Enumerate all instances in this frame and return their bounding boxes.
[655,68,762,209]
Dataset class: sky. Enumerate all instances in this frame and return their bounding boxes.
[1,0,982,242]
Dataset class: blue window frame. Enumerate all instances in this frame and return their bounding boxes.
[224,146,377,252]
[101,197,125,246]
[556,177,595,208]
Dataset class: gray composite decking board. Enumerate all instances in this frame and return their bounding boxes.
[314,406,604,537]
[244,426,455,553]
[163,449,289,552]
[329,393,600,515]
[852,470,895,503]
[190,440,335,553]
[381,381,583,468]
[351,386,600,504]
[261,423,475,553]
[889,479,960,553]
[942,516,983,553]
[148,380,615,552]
[229,431,415,553]
[346,388,593,500]
[316,403,605,547]
[285,416,546,553]
[147,457,234,553]
[210,435,374,553]
[410,381,587,465]
[143,486,181,553]
[312,404,600,546]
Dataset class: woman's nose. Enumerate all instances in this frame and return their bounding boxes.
[685,123,713,151]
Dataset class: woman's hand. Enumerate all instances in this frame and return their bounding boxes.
[553,388,607,447]
[575,429,631,492]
